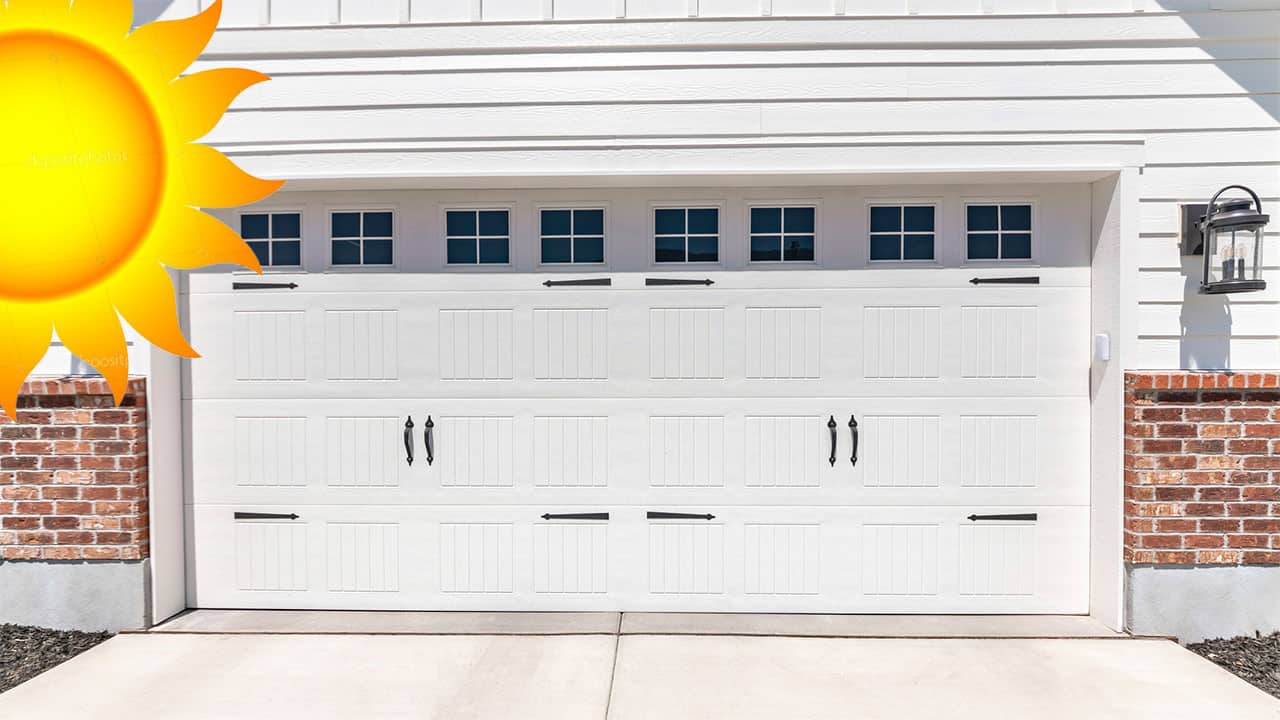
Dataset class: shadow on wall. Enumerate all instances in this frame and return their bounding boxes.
[1180,253,1233,370]
[1165,3,1280,125]
[132,0,175,26]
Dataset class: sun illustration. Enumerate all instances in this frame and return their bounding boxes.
[0,0,281,417]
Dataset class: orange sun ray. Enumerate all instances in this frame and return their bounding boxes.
[167,68,270,141]
[142,205,264,273]
[121,0,221,82]
[109,261,200,359]
[52,292,132,404]
[173,143,286,208]
[0,304,53,418]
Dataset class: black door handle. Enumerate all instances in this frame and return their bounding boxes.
[647,511,715,520]
[543,278,611,287]
[645,278,714,286]
[233,282,299,290]
[235,512,300,520]
[403,416,415,466]
[541,512,610,521]
[827,416,837,467]
[967,513,1038,522]
[969,276,1040,285]
[424,416,435,466]
[849,414,859,467]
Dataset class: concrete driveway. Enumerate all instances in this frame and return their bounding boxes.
[0,619,1276,719]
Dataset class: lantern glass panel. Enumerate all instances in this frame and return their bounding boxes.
[1205,226,1264,285]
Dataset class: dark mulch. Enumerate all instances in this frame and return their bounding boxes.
[1189,632,1280,699]
[0,624,111,694]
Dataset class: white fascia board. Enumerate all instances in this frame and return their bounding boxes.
[201,11,1280,58]
[228,140,1147,190]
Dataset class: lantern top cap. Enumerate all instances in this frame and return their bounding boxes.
[1200,185,1269,232]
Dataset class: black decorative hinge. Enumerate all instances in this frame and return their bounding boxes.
[646,278,714,286]
[647,511,716,520]
[541,512,610,521]
[967,513,1038,522]
[233,282,299,290]
[969,276,1040,285]
[235,512,300,520]
[543,278,611,287]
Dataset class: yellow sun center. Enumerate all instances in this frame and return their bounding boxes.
[0,30,165,301]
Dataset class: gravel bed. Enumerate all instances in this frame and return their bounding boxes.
[1189,632,1280,699]
[0,624,111,694]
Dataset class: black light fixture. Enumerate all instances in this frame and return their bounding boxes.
[1183,185,1270,295]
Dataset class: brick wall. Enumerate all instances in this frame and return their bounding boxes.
[0,378,149,562]
[1125,372,1280,565]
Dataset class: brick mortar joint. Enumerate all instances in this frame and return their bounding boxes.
[15,377,147,397]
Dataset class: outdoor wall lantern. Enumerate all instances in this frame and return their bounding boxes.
[1182,185,1270,295]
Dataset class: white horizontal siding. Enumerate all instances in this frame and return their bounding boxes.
[223,61,1279,110]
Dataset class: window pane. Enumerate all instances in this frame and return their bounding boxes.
[332,239,361,265]
[784,207,815,233]
[967,205,999,232]
[574,237,605,264]
[478,210,509,237]
[542,210,572,237]
[1002,205,1032,232]
[687,209,718,235]
[574,209,604,235]
[241,214,269,240]
[447,238,476,264]
[273,240,301,267]
[248,241,270,266]
[751,235,782,262]
[870,206,901,233]
[271,213,301,239]
[968,233,1000,260]
[478,237,509,264]
[903,234,934,261]
[687,235,718,262]
[1002,233,1032,259]
[332,212,361,238]
[655,209,685,235]
[903,206,934,233]
[363,212,393,238]
[869,235,901,261]
[784,235,815,262]
[751,207,782,234]
[364,239,393,265]
[655,236,685,263]
[446,211,476,237]
[542,236,572,264]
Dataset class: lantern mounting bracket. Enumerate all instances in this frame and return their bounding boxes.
[1180,203,1208,256]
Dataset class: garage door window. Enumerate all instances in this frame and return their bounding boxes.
[541,209,605,265]
[869,205,935,262]
[967,204,1032,261]
[447,210,511,265]
[750,206,816,262]
[655,207,719,263]
[241,212,301,268]
[331,211,394,266]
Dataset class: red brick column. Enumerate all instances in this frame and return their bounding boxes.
[0,378,149,562]
[1125,372,1280,565]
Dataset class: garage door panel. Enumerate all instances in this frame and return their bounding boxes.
[189,268,1090,613]
[191,504,1083,612]
[191,398,1085,507]
[188,279,1087,401]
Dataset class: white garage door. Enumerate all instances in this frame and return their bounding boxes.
[186,268,1089,613]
